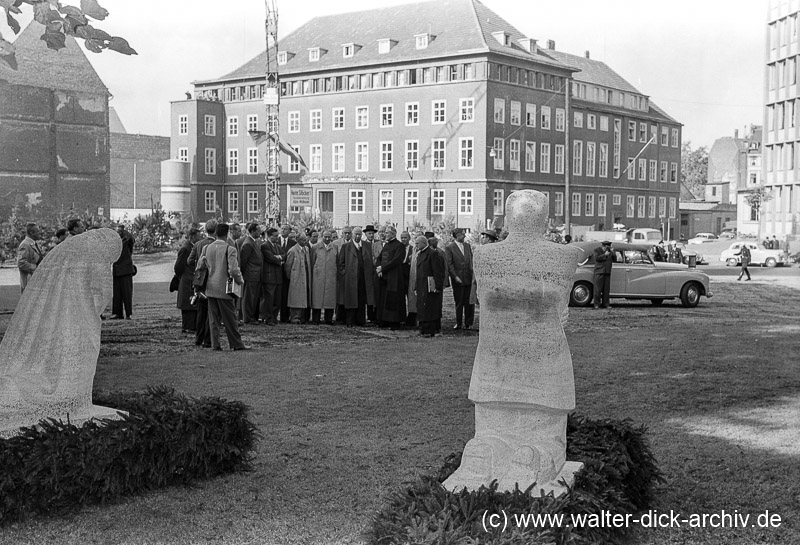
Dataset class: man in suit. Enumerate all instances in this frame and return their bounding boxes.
[238,222,264,324]
[414,235,446,337]
[310,230,339,325]
[376,225,407,329]
[277,224,296,322]
[188,219,218,347]
[400,231,417,328]
[364,225,381,324]
[445,227,475,329]
[259,227,284,325]
[284,232,311,324]
[426,232,448,335]
[17,222,44,294]
[204,223,248,350]
[111,224,136,320]
[174,227,202,332]
[338,226,374,327]
[593,241,615,309]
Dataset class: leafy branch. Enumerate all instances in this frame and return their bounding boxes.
[0,0,136,70]
[743,186,773,212]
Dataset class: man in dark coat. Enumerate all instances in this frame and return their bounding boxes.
[338,226,374,327]
[277,224,296,322]
[260,227,284,325]
[111,224,136,319]
[188,219,218,347]
[376,225,406,328]
[593,241,615,309]
[414,236,446,337]
[239,222,264,324]
[364,225,382,324]
[445,227,475,329]
[174,227,202,332]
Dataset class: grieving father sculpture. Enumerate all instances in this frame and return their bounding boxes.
[0,228,123,436]
[444,190,584,494]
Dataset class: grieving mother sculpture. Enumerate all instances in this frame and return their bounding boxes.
[0,228,123,436]
[443,190,584,494]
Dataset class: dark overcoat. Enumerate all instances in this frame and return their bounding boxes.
[338,239,375,308]
[174,239,196,310]
[415,246,446,323]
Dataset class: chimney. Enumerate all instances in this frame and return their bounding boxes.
[734,129,739,139]
[585,50,590,59]
[547,39,555,50]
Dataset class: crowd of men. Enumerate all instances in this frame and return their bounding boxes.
[175,221,485,347]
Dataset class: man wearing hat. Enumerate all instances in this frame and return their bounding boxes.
[593,241,615,309]
[445,227,475,329]
[480,230,498,244]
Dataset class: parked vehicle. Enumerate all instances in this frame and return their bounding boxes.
[719,229,737,239]
[676,243,704,265]
[582,230,629,243]
[719,242,789,267]
[687,232,718,244]
[582,228,663,244]
[569,242,713,308]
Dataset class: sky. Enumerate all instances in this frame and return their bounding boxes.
[4,0,766,148]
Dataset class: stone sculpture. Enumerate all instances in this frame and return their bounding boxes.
[0,228,123,436]
[443,190,584,494]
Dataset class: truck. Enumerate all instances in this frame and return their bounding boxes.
[581,228,664,244]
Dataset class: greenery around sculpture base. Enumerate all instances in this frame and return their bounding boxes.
[370,413,664,545]
[0,386,259,526]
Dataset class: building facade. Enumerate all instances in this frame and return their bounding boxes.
[765,0,800,236]
[173,0,681,233]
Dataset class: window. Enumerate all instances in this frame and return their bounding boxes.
[649,160,657,182]
[179,115,188,135]
[587,114,596,130]
[309,144,322,172]
[504,139,519,171]
[380,190,393,213]
[670,162,678,183]
[573,141,583,175]
[288,111,299,132]
[613,119,621,177]
[356,142,368,171]
[510,101,521,125]
[660,161,668,182]
[247,148,258,174]
[380,104,393,127]
[626,195,635,218]
[574,112,584,128]
[613,194,621,206]
[310,109,322,131]
[493,138,504,170]
[415,33,429,49]
[599,143,608,177]
[555,192,564,216]
[247,114,258,132]
[494,98,505,123]
[204,115,216,136]
[380,141,393,171]
[460,98,474,122]
[378,39,392,54]
[540,143,551,173]
[526,104,536,127]
[228,116,238,137]
[431,189,445,214]
[332,143,345,172]
[637,196,646,217]
[628,120,636,141]
[597,194,606,217]
[432,138,446,169]
[585,194,594,216]
[541,106,551,129]
[343,43,355,58]
[600,116,609,131]
[287,145,300,173]
[406,140,419,170]
[227,149,239,175]
[586,142,596,177]
[572,193,581,217]
[555,108,565,131]
[669,197,676,218]
[204,148,216,174]
[525,141,536,172]
[178,147,188,162]
[459,189,473,215]
[554,144,564,174]
[349,189,364,213]
[432,100,446,124]
[460,138,474,169]
[627,158,635,180]
[659,197,666,218]
[661,126,668,146]
[406,102,419,125]
[671,128,679,147]
[405,189,418,213]
[639,122,647,142]
[333,107,345,130]
[638,158,646,181]
[308,47,320,62]
[204,190,216,213]
[356,106,369,129]
[493,189,504,215]
[228,191,238,213]
[247,191,259,214]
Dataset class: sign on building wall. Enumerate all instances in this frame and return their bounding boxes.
[290,187,312,207]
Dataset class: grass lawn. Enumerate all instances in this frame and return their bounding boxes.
[0,278,798,544]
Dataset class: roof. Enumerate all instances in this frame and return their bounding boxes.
[198,0,572,84]
[109,107,127,133]
[0,21,108,95]
[679,201,736,212]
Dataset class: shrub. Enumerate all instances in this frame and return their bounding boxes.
[0,386,259,526]
[370,413,663,545]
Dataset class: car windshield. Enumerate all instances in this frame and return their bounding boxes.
[624,250,652,265]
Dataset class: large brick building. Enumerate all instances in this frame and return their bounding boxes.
[0,22,110,216]
[173,0,681,233]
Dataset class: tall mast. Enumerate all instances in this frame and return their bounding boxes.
[263,0,280,225]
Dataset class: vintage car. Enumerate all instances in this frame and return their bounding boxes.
[719,242,788,267]
[687,232,718,244]
[570,242,713,308]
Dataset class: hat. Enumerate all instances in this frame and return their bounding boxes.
[601,240,612,246]
[363,225,377,233]
[481,230,498,241]
[266,227,278,236]
[424,231,435,238]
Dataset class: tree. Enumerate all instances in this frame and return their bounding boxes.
[680,141,708,199]
[0,0,135,70]
[744,186,773,240]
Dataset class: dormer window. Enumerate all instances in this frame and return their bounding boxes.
[415,33,430,50]
[342,43,362,58]
[378,38,397,54]
[277,51,294,65]
[492,31,510,46]
[309,48,320,62]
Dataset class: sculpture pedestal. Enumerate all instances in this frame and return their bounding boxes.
[531,461,583,497]
[0,405,126,439]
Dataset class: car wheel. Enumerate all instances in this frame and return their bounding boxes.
[765,257,777,268]
[726,258,738,267]
[680,282,701,308]
[650,298,664,306]
[570,282,593,307]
